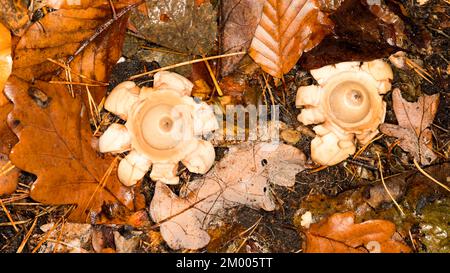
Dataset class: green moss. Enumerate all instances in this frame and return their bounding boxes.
[420,199,450,253]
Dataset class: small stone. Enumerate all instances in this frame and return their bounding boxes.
[300,211,313,229]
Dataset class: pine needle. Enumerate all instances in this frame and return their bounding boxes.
[16,217,38,253]
[129,52,246,80]
[376,152,405,216]
[201,53,223,96]
[413,159,450,192]
[405,59,433,84]
[0,199,19,232]
[353,134,384,159]
[83,156,120,222]
[49,81,108,87]
[0,161,15,177]
[235,216,262,253]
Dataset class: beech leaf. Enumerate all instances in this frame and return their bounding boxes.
[249,0,333,78]
[380,89,439,165]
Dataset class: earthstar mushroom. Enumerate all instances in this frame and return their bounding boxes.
[296,60,392,165]
[99,71,218,186]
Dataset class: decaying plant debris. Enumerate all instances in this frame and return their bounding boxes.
[0,0,449,253]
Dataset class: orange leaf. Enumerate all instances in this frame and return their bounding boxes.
[3,1,144,222]
[0,22,12,95]
[5,77,138,222]
[249,0,333,78]
[0,102,17,155]
[46,0,139,9]
[12,1,138,103]
[304,212,411,253]
[0,152,19,196]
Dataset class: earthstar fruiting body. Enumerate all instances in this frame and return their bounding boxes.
[296,60,392,165]
[99,71,218,186]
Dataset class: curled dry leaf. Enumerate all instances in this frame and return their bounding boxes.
[303,212,411,253]
[299,0,412,70]
[220,0,265,76]
[249,0,333,78]
[5,77,140,222]
[150,142,306,250]
[380,89,439,165]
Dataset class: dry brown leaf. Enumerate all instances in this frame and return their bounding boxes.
[249,0,333,78]
[3,0,144,222]
[12,1,137,103]
[0,152,19,195]
[5,77,140,222]
[0,22,12,96]
[303,212,411,253]
[0,22,18,195]
[298,0,430,70]
[150,142,306,249]
[220,0,265,76]
[46,0,137,9]
[0,103,18,196]
[0,101,17,155]
[380,88,439,165]
[0,21,14,153]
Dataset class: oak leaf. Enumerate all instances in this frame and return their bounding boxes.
[5,77,138,222]
[0,152,19,195]
[303,212,411,253]
[249,0,333,78]
[0,103,17,155]
[0,22,12,96]
[150,142,306,250]
[380,89,439,165]
[3,0,144,222]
